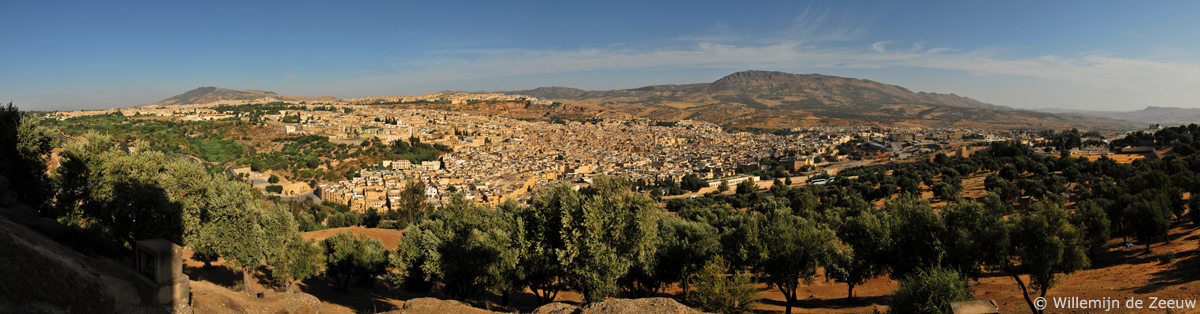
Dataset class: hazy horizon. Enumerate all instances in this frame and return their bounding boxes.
[4,1,1198,112]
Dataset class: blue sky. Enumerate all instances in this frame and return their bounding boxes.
[3,1,1198,111]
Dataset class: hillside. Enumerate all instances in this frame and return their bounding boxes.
[144,86,335,107]
[0,203,160,313]
[506,70,1127,130]
[1037,106,1200,126]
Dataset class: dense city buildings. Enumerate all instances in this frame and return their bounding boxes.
[46,93,1129,214]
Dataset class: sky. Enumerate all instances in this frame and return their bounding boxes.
[2,1,1199,111]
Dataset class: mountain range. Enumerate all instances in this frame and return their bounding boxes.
[1035,106,1200,127]
[144,71,1136,130]
[505,70,1122,130]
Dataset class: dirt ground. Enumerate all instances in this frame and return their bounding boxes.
[303,226,405,250]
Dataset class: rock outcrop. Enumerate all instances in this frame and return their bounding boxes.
[533,302,582,314]
[532,298,708,314]
[188,280,321,314]
[381,297,498,314]
[582,297,707,314]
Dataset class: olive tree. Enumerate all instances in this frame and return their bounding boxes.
[757,206,846,314]
[558,176,660,304]
[511,176,660,304]
[999,200,1089,314]
[655,216,720,301]
[829,209,891,304]
[195,179,290,292]
[58,137,219,248]
[322,231,388,291]
[0,103,55,212]
[391,194,521,301]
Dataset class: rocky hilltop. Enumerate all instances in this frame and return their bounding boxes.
[145,86,336,107]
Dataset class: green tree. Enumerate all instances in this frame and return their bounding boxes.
[888,266,974,314]
[560,176,660,304]
[940,200,1009,280]
[718,210,768,271]
[757,207,846,314]
[396,180,428,225]
[931,182,960,201]
[270,230,325,293]
[268,174,280,183]
[830,209,891,303]
[1069,200,1111,259]
[391,194,521,301]
[735,180,757,195]
[681,174,707,192]
[1125,191,1173,252]
[999,200,1089,314]
[1190,196,1200,227]
[718,180,730,193]
[58,138,220,248]
[512,186,573,304]
[0,103,55,213]
[195,179,290,293]
[885,196,947,280]
[322,231,388,291]
[691,256,758,314]
[519,176,660,304]
[626,216,719,300]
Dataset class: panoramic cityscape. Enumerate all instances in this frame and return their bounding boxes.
[3,1,1200,314]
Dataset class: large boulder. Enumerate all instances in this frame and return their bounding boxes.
[188,280,320,314]
[383,297,497,314]
[533,302,581,314]
[582,298,706,314]
[402,297,472,309]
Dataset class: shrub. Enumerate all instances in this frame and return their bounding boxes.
[1158,252,1177,264]
[889,266,974,314]
[691,256,758,314]
[265,185,283,193]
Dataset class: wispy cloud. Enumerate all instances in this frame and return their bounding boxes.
[678,2,870,45]
[871,41,897,53]
[785,3,871,42]
[355,40,1200,109]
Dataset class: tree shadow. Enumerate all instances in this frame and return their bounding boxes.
[1133,250,1200,294]
[294,274,414,313]
[183,263,240,288]
[756,294,891,310]
[293,276,574,314]
[1090,240,1165,269]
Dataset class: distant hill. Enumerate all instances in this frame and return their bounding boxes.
[513,71,1011,111]
[1036,106,1200,126]
[506,70,1125,130]
[143,87,335,107]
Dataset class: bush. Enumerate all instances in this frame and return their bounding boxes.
[325,212,362,228]
[691,256,758,314]
[889,266,974,314]
[1158,252,1177,264]
[265,185,283,193]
